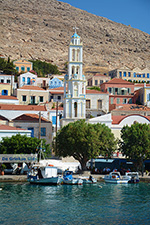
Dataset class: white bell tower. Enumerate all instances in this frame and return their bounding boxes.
[62,27,86,126]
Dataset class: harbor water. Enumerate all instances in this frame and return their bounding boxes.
[0,182,150,225]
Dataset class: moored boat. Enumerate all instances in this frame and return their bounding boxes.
[27,165,63,185]
[79,175,97,184]
[104,171,130,184]
[63,170,83,185]
[126,172,140,183]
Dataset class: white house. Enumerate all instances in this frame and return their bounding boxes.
[18,72,37,87]
[0,124,31,141]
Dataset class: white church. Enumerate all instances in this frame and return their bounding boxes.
[61,28,150,141]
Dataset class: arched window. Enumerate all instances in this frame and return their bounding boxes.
[27,77,30,85]
[72,49,75,61]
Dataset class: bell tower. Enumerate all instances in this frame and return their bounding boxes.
[62,27,86,126]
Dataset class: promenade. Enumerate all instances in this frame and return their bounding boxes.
[0,174,150,182]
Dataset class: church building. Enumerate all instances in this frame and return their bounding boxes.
[61,28,86,127]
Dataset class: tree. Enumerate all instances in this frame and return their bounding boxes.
[119,123,150,175]
[0,57,18,75]
[0,134,51,157]
[30,60,60,76]
[53,120,117,170]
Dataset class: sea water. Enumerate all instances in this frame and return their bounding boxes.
[0,182,150,225]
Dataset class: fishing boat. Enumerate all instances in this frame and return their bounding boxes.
[104,171,130,184]
[27,165,63,185]
[126,172,140,183]
[63,170,83,185]
[79,175,97,184]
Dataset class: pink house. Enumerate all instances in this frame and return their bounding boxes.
[100,78,135,110]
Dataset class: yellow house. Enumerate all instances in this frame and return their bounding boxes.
[0,83,11,96]
[14,59,33,73]
[17,85,49,105]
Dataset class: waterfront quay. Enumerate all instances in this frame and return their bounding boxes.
[0,174,150,183]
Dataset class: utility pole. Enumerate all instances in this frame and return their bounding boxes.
[38,111,41,139]
[56,101,58,134]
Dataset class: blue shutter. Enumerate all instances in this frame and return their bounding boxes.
[52,116,56,125]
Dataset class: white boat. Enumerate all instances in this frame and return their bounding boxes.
[27,165,63,185]
[63,170,83,185]
[104,171,130,184]
[125,172,140,183]
[79,175,97,184]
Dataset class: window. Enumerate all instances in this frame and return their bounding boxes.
[1,79,4,83]
[147,73,149,78]
[100,80,103,84]
[133,72,136,77]
[30,96,35,104]
[21,66,25,71]
[119,71,122,77]
[98,99,102,109]
[108,87,112,93]
[115,88,118,93]
[117,98,120,104]
[2,90,8,95]
[16,67,19,71]
[58,96,61,100]
[22,77,25,82]
[95,80,98,85]
[123,72,126,77]
[22,95,26,102]
[86,100,90,109]
[28,127,34,137]
[128,88,131,94]
[41,127,46,137]
[128,72,131,77]
[39,96,43,102]
[147,94,150,101]
[27,67,30,72]
[110,97,114,104]
[143,74,145,78]
[52,116,56,125]
[123,98,127,104]
[7,79,10,83]
[27,77,30,85]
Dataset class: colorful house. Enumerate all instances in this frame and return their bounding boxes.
[14,59,33,73]
[100,78,134,110]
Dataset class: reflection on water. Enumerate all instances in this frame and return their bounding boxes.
[0,182,150,224]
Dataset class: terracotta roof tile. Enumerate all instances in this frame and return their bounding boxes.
[0,96,18,100]
[0,124,27,131]
[112,104,150,111]
[112,114,150,124]
[103,78,133,85]
[0,104,47,111]
[13,114,50,122]
[18,85,45,91]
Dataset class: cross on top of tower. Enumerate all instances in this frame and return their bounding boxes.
[73,26,79,34]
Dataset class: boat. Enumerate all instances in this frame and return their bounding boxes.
[27,165,63,185]
[79,175,97,184]
[63,170,83,185]
[125,172,140,183]
[104,171,130,184]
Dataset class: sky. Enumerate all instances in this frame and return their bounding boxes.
[59,0,150,34]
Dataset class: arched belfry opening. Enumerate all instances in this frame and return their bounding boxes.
[74,102,77,117]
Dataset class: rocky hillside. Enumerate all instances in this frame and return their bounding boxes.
[1,0,150,73]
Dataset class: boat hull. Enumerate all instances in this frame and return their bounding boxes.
[63,178,83,185]
[104,178,129,184]
[28,177,63,185]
